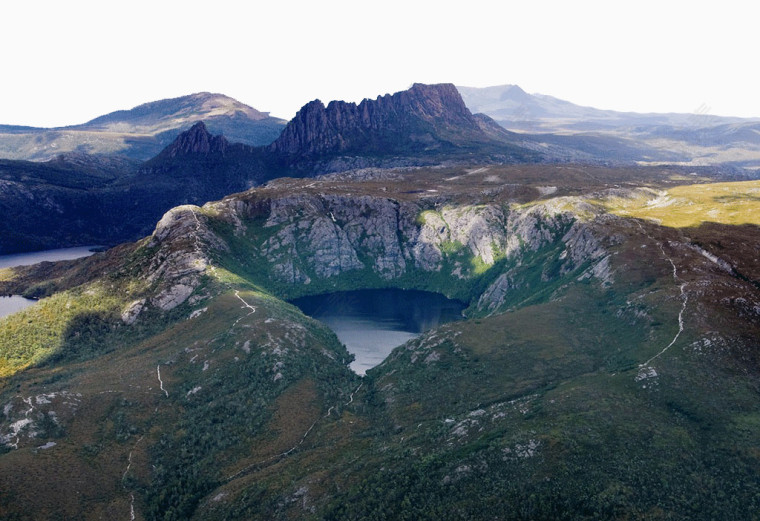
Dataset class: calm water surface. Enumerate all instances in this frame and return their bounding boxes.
[0,246,101,270]
[291,288,466,375]
[0,246,101,318]
[0,295,37,319]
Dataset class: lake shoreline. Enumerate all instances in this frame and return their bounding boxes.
[0,245,103,270]
[0,246,103,318]
[290,288,466,375]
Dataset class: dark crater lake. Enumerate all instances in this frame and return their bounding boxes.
[291,288,466,375]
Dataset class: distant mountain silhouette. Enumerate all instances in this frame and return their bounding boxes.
[0,92,286,161]
[269,83,538,169]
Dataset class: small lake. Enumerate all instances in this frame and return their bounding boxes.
[290,288,466,375]
[0,246,102,319]
[0,246,102,270]
[0,295,38,319]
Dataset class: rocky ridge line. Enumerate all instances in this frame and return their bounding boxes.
[199,190,614,313]
[269,83,489,157]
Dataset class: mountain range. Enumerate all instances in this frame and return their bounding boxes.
[458,84,760,169]
[0,92,286,162]
[457,84,760,130]
[0,84,538,254]
[1,82,760,520]
[4,82,759,256]
[3,83,760,171]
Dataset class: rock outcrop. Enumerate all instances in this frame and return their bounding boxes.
[159,121,229,158]
[102,173,616,322]
[117,205,229,321]
[147,206,227,308]
[269,83,494,158]
[203,188,612,314]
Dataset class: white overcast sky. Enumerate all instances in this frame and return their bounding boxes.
[0,0,756,127]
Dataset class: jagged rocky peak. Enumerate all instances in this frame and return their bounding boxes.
[162,121,229,157]
[270,83,484,156]
[391,82,479,125]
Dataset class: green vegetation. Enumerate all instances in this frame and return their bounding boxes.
[141,294,359,520]
[1,171,760,520]
[0,284,122,376]
[603,180,760,227]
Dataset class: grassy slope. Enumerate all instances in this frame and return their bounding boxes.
[317,219,760,520]
[603,180,760,227]
[0,281,360,520]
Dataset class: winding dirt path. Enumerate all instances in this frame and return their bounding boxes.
[232,290,257,327]
[157,365,169,398]
[636,221,689,367]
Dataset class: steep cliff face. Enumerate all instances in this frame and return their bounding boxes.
[269,83,496,158]
[201,188,612,313]
[4,169,613,329]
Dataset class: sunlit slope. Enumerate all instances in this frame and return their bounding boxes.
[604,180,760,227]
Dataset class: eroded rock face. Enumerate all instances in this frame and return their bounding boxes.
[325,195,417,279]
[121,299,146,325]
[130,205,229,317]
[260,194,418,281]
[269,83,485,157]
[147,207,216,311]
[152,284,196,311]
[149,204,227,251]
[215,191,611,305]
[305,217,364,278]
[440,205,508,265]
[478,273,517,313]
[134,186,611,318]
